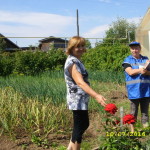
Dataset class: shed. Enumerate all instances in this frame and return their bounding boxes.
[136,7,150,58]
[39,36,68,51]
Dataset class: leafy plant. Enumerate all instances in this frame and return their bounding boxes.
[31,134,50,148]
[99,107,149,150]
[0,38,7,52]
[82,44,130,72]
[0,48,66,76]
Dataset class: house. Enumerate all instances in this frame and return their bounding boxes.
[0,33,20,52]
[39,36,68,51]
[21,46,37,51]
[136,7,150,58]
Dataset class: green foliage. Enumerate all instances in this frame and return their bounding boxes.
[0,86,71,140]
[82,44,130,71]
[0,38,6,52]
[46,47,67,70]
[99,134,144,150]
[85,39,92,49]
[0,53,15,76]
[100,17,137,45]
[0,71,66,103]
[99,115,149,150]
[81,142,92,150]
[55,146,67,150]
[89,70,124,83]
[0,43,131,75]
[0,71,148,149]
[0,48,66,76]
[31,134,50,148]
[0,41,131,76]
[14,48,66,75]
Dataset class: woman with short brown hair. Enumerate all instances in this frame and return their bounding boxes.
[64,36,107,150]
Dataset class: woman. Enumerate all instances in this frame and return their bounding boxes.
[122,41,150,129]
[64,36,107,150]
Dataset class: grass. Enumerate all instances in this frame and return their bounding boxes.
[0,70,125,103]
[0,71,66,103]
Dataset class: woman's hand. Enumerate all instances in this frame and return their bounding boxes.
[95,94,107,107]
[140,68,148,75]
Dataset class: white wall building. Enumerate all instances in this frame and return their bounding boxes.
[136,7,150,58]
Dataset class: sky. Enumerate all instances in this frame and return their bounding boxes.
[0,0,150,47]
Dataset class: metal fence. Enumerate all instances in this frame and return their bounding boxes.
[0,35,132,53]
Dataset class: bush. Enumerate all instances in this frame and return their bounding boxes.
[14,49,66,75]
[82,44,130,71]
[0,49,67,76]
[0,44,130,76]
[0,53,15,76]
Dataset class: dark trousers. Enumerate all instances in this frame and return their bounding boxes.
[130,97,150,124]
[71,110,89,144]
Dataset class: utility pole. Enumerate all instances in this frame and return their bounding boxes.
[77,9,79,36]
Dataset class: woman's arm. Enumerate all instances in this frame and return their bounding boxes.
[142,70,150,75]
[125,67,150,76]
[68,64,107,107]
[125,67,144,76]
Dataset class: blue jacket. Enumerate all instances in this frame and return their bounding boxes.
[122,55,150,99]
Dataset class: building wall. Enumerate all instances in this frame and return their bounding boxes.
[41,42,53,51]
[136,30,150,58]
[40,40,67,51]
[136,8,150,58]
[149,31,150,56]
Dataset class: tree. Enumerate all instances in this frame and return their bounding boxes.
[85,39,92,49]
[0,38,6,52]
[101,17,138,46]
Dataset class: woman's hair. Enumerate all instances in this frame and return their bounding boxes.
[66,36,86,55]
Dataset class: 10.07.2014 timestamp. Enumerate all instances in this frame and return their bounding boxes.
[106,131,145,137]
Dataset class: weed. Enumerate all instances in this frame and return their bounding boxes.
[31,134,50,148]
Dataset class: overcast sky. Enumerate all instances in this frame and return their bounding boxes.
[0,0,150,47]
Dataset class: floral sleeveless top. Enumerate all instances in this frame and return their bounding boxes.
[64,55,90,110]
